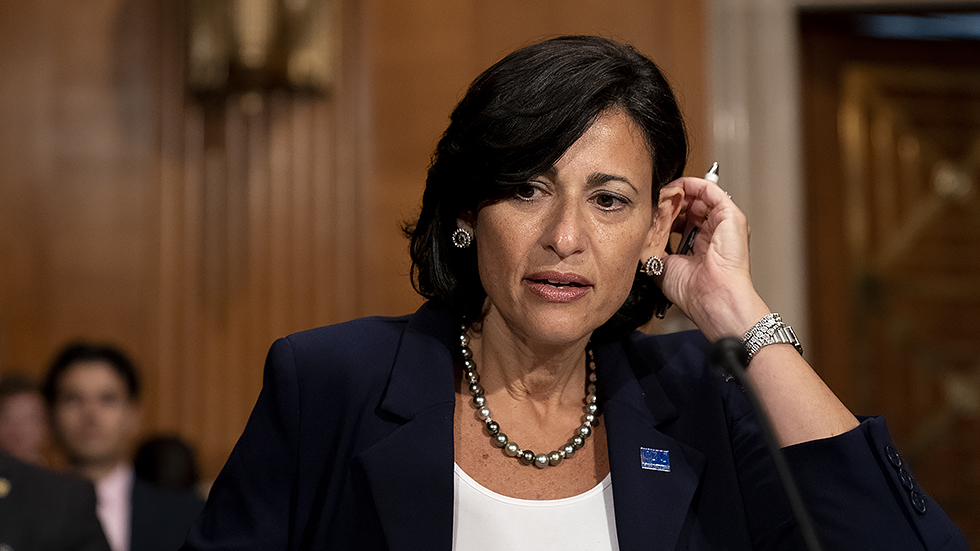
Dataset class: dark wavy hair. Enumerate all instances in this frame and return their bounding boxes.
[42,341,141,404]
[134,434,201,491]
[405,35,688,341]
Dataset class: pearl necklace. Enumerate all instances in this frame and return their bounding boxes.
[459,326,599,469]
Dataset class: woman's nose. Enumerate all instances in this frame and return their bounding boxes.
[544,198,587,258]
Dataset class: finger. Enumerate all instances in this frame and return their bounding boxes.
[670,176,737,222]
[670,210,695,233]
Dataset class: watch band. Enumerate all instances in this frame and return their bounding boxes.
[742,313,803,361]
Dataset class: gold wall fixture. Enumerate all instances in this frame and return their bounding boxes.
[932,159,976,203]
[187,0,335,96]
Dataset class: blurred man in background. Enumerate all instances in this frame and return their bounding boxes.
[0,364,110,550]
[134,434,206,498]
[0,373,51,465]
[44,343,203,551]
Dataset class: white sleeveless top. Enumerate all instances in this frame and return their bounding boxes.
[452,463,620,550]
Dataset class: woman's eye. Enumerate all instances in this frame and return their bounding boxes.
[595,193,627,210]
[514,184,540,200]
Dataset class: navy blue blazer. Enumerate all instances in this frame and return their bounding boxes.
[183,303,967,550]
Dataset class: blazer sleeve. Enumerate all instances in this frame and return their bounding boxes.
[182,337,301,550]
[781,416,968,550]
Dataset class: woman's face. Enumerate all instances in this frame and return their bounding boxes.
[471,109,673,345]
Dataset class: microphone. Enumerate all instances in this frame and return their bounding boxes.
[709,336,750,377]
[710,337,824,551]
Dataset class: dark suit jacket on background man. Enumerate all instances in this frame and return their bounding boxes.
[0,450,110,551]
[130,476,204,551]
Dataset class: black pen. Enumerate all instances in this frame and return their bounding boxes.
[654,163,719,319]
[677,163,717,255]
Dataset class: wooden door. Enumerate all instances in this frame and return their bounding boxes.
[802,10,980,543]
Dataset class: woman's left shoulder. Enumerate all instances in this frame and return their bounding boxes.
[625,329,713,377]
[611,329,743,413]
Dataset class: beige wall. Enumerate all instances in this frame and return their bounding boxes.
[0,0,707,479]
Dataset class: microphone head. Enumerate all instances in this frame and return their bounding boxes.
[710,336,749,377]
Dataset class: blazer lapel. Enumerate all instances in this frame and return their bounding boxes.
[597,339,706,551]
[352,304,458,551]
[351,308,708,551]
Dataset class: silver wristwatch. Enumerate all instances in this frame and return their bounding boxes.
[742,313,803,361]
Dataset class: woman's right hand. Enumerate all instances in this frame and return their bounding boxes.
[654,175,770,341]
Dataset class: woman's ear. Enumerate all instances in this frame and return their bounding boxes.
[457,207,477,228]
[641,184,684,259]
[456,217,474,234]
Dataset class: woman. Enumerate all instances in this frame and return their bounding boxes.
[183,36,966,550]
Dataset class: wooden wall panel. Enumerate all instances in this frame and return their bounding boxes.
[0,0,706,480]
[150,0,370,473]
[0,0,160,377]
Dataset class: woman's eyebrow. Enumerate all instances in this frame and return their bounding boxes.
[588,172,637,193]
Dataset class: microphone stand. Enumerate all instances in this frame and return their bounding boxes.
[710,337,824,551]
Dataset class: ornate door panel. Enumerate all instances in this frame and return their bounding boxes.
[803,13,980,543]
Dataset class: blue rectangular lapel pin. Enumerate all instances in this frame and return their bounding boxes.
[640,447,671,472]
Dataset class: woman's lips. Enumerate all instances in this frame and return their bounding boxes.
[524,271,593,303]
